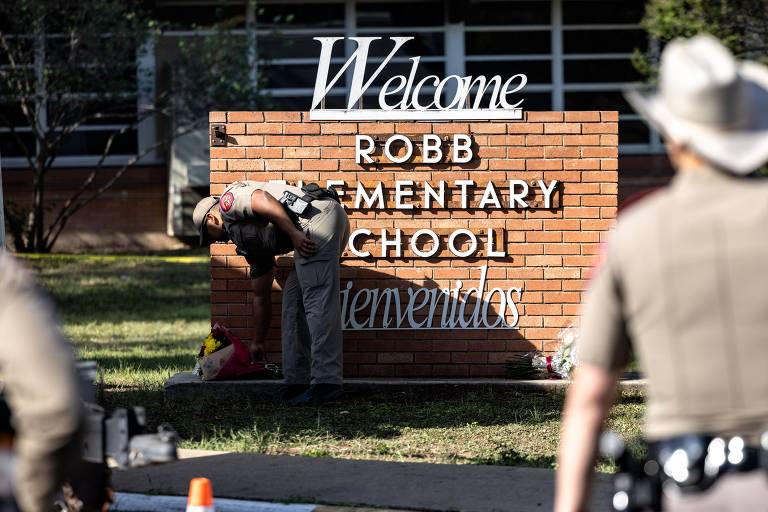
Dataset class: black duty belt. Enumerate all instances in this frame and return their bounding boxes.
[278,183,340,219]
[601,430,768,511]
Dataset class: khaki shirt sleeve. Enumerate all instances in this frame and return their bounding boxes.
[578,237,632,371]
[219,182,262,224]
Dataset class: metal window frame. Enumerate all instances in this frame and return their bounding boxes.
[1,33,161,169]
[1,155,151,168]
[550,0,564,110]
[556,1,659,153]
[3,0,663,170]
[463,25,553,32]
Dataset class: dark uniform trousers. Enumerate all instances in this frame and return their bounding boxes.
[281,199,350,386]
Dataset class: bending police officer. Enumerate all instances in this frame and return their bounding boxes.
[193,181,350,405]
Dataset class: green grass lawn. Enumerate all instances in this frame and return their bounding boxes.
[23,252,644,470]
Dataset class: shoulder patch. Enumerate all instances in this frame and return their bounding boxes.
[220,192,234,212]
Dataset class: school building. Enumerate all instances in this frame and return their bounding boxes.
[1,0,668,251]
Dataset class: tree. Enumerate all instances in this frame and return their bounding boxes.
[634,0,768,81]
[173,23,268,129]
[0,0,265,252]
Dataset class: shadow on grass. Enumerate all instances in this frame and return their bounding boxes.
[103,386,646,469]
[26,253,645,468]
[26,256,210,323]
[616,393,644,405]
[107,386,567,441]
[471,445,557,467]
[90,354,195,371]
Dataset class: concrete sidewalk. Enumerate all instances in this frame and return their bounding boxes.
[112,453,613,511]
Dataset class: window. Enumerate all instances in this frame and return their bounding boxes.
[254,3,347,109]
[464,1,553,111]
[466,31,552,55]
[357,2,445,27]
[561,0,645,24]
[0,103,33,157]
[4,0,655,169]
[0,30,149,168]
[247,1,449,110]
[560,0,654,153]
[357,3,446,107]
[156,0,654,153]
[465,1,551,25]
[563,60,642,83]
[0,132,35,158]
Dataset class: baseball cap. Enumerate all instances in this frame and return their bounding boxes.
[192,196,220,246]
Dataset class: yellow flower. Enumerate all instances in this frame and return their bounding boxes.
[202,333,223,356]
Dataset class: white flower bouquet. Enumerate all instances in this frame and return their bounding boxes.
[532,325,580,379]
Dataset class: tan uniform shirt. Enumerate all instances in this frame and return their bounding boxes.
[579,165,768,440]
[219,181,296,277]
[219,181,346,274]
[0,254,82,511]
[219,181,302,224]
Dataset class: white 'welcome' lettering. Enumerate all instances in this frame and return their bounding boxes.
[310,37,527,121]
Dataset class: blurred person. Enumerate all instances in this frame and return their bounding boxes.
[0,252,82,511]
[555,35,768,511]
[193,181,350,405]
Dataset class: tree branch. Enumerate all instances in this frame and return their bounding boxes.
[43,127,194,250]
[0,31,46,148]
[41,106,159,240]
[42,124,130,246]
[0,113,36,170]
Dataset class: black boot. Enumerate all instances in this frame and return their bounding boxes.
[287,383,345,406]
[282,384,310,401]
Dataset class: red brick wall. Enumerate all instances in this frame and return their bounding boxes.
[209,111,618,378]
[3,166,181,252]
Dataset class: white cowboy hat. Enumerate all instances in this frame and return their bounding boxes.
[625,34,768,175]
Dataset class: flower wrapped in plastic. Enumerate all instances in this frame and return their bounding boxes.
[201,332,225,357]
[551,325,579,379]
[529,325,580,379]
[194,323,281,381]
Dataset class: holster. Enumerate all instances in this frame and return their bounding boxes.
[279,183,341,220]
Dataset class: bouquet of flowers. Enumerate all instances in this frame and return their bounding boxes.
[504,353,547,379]
[504,326,580,380]
[194,323,281,381]
[200,330,230,358]
[532,325,580,379]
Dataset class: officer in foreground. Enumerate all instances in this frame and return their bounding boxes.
[193,181,350,405]
[0,253,82,511]
[555,35,768,511]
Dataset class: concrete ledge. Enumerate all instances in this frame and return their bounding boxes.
[164,372,644,403]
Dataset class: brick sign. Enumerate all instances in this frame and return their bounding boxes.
[209,110,617,378]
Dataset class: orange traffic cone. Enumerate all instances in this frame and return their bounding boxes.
[186,477,214,512]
